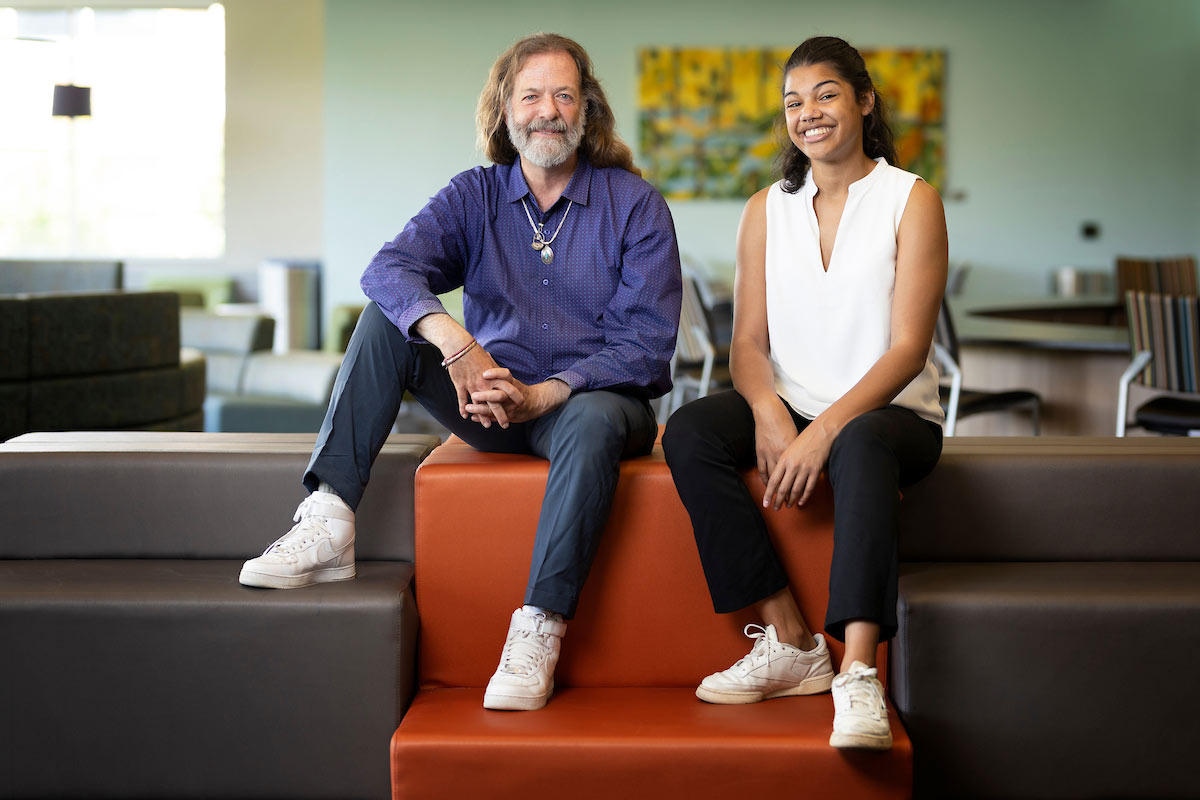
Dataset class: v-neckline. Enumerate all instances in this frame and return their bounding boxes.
[804,159,882,275]
[809,190,847,274]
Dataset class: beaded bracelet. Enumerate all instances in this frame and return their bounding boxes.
[440,339,478,368]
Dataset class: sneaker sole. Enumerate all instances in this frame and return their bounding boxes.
[238,564,356,589]
[695,672,834,704]
[829,729,893,750]
[483,680,553,712]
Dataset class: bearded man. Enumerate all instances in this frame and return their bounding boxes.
[239,33,682,712]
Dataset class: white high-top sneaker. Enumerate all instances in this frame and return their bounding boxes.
[696,624,834,704]
[483,608,566,711]
[239,491,355,589]
[829,660,893,750]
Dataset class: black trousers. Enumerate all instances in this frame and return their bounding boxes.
[662,390,941,641]
[304,302,658,618]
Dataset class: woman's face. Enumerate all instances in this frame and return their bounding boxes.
[783,62,873,163]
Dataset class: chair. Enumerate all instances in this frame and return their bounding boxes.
[932,298,1041,436]
[679,254,734,360]
[658,275,718,423]
[1116,291,1200,436]
[1115,256,1197,297]
[945,262,971,298]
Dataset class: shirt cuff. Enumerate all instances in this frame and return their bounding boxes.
[549,370,585,393]
[395,298,451,343]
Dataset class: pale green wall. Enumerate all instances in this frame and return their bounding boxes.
[323,0,1200,314]
[224,0,323,267]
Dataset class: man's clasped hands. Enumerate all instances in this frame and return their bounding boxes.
[448,344,571,428]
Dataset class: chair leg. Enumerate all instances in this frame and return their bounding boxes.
[1030,397,1041,436]
[1116,351,1153,437]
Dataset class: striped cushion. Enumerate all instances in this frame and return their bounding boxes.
[674,275,711,364]
[1126,291,1200,392]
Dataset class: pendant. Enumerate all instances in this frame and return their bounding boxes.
[540,244,554,265]
[531,239,544,251]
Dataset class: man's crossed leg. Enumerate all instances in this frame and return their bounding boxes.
[240,303,657,710]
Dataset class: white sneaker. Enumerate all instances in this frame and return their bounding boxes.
[829,661,893,750]
[239,491,356,589]
[696,624,834,704]
[482,608,566,711]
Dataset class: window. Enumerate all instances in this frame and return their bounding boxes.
[0,5,225,258]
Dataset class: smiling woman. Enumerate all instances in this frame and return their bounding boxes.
[0,5,224,258]
[663,34,948,754]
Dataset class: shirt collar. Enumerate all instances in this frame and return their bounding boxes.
[504,154,592,209]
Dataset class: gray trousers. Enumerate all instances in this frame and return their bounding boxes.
[305,302,658,618]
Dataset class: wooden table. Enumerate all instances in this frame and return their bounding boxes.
[950,294,1141,436]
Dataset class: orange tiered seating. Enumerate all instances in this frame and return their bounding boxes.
[392,435,910,799]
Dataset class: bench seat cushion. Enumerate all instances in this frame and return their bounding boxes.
[414,440,888,689]
[893,561,1200,798]
[0,432,438,560]
[898,438,1200,562]
[391,688,911,800]
[0,559,416,800]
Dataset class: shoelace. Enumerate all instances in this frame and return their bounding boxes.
[730,624,776,672]
[262,495,329,556]
[499,631,550,675]
[833,667,883,711]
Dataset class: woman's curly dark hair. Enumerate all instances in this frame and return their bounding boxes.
[776,36,897,193]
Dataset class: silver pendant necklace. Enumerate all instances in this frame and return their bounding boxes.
[521,198,573,265]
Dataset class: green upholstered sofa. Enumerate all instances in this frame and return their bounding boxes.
[0,291,205,441]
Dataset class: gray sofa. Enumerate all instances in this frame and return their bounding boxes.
[178,310,446,437]
[0,291,205,441]
[893,437,1200,798]
[0,431,440,799]
[180,310,344,433]
[0,259,123,294]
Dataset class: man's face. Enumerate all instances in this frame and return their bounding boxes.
[505,50,586,170]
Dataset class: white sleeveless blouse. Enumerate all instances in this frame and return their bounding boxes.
[764,158,943,425]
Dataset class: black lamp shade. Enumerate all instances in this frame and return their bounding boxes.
[52,84,91,117]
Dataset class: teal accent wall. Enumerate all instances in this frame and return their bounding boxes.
[324,0,1200,314]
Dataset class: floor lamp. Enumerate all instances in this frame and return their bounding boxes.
[52,83,90,254]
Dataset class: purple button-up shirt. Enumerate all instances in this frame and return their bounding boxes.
[360,157,682,398]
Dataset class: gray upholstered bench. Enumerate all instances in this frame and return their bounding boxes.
[892,437,1200,798]
[0,432,439,799]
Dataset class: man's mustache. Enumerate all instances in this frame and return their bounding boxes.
[526,119,568,133]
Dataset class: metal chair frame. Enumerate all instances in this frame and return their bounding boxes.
[659,275,716,423]
[934,298,1040,436]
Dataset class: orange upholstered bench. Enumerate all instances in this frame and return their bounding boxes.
[391,434,910,799]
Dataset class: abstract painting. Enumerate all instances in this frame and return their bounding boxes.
[637,47,945,199]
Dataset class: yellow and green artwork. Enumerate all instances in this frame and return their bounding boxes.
[637,47,945,199]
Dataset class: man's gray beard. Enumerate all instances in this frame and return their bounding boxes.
[505,107,586,169]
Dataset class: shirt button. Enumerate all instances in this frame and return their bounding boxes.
[541,323,548,330]
[542,279,549,286]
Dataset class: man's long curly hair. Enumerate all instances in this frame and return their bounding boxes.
[476,33,638,175]
[777,36,897,193]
